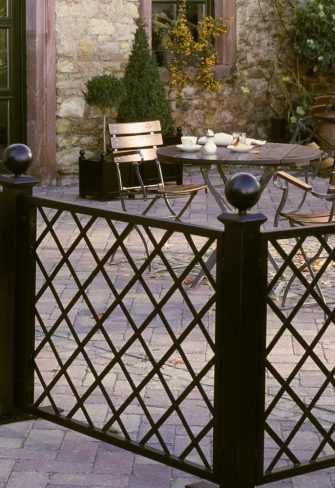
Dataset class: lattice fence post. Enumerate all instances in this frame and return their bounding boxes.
[187,174,268,488]
[0,144,37,418]
[216,173,268,488]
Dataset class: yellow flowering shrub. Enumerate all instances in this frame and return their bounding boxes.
[163,0,227,97]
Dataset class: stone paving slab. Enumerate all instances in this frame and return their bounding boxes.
[1,166,335,487]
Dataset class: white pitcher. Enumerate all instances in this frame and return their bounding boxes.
[204,129,217,154]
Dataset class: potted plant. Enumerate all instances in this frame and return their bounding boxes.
[83,74,125,154]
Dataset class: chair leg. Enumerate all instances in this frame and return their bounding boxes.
[173,192,198,221]
[160,192,197,222]
[141,192,197,222]
[281,240,327,309]
[161,193,178,219]
[141,194,161,216]
[273,181,288,227]
[187,249,217,290]
[108,222,152,271]
[134,224,151,269]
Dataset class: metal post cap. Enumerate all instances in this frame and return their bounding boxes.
[225,172,261,213]
[2,144,33,176]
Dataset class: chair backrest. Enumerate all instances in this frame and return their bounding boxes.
[311,104,333,115]
[299,115,334,154]
[311,95,335,114]
[108,121,163,163]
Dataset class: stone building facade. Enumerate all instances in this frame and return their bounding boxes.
[54,0,137,183]
[51,0,334,184]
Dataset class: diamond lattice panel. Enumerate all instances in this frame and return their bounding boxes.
[265,232,335,474]
[33,206,219,472]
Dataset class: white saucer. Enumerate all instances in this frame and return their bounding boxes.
[177,144,202,152]
[227,144,251,153]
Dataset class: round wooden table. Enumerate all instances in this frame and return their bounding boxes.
[157,142,322,211]
[158,142,322,289]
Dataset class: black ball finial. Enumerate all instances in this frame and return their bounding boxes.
[2,144,33,176]
[225,172,261,213]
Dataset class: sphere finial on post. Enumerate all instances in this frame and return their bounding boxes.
[225,172,261,214]
[2,144,33,176]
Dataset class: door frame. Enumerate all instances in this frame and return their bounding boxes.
[26,0,57,185]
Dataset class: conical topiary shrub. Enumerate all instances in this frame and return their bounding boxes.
[117,20,174,135]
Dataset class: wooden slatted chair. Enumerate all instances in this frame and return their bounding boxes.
[291,95,335,158]
[277,96,335,226]
[297,116,334,157]
[310,94,335,116]
[276,170,335,226]
[108,120,207,221]
[272,170,335,308]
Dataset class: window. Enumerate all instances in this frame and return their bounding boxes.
[152,1,213,56]
[140,0,236,73]
[0,0,26,159]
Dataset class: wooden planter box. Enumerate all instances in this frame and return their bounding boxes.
[79,129,183,201]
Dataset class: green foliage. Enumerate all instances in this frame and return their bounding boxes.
[290,0,335,72]
[274,62,313,135]
[163,0,227,97]
[117,20,174,135]
[83,74,125,154]
[83,74,125,111]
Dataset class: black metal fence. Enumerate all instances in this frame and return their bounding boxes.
[0,171,335,488]
[260,224,335,485]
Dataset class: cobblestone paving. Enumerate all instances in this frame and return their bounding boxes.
[1,166,335,487]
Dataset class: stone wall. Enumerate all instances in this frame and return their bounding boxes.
[55,0,335,184]
[169,0,333,140]
[55,0,139,182]
[170,0,285,140]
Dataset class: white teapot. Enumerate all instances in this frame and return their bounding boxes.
[204,129,217,154]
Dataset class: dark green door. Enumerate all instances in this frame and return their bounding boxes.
[0,0,26,160]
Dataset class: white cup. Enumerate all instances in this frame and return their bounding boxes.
[181,136,197,148]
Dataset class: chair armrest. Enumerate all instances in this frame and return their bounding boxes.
[276,171,313,191]
[273,171,312,226]
[311,189,335,201]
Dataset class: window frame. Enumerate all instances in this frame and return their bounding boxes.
[139,0,236,76]
[0,0,26,156]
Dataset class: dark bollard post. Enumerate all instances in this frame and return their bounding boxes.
[215,174,267,488]
[0,144,38,418]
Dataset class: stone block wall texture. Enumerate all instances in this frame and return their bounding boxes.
[56,0,139,180]
[55,0,335,183]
